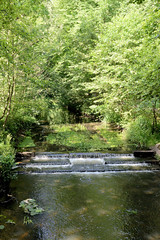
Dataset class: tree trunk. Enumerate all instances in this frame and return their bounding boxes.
[152,99,157,134]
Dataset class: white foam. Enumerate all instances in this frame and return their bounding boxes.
[27,170,157,175]
[107,163,148,167]
[69,158,105,165]
[33,156,68,161]
[105,155,134,159]
[25,164,70,169]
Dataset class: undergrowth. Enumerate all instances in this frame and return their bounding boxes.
[46,123,124,152]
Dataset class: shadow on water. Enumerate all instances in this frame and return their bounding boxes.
[1,170,160,240]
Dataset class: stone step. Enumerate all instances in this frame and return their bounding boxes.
[134,150,155,158]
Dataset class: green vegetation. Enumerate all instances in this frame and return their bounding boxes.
[0,199,43,230]
[19,198,44,225]
[46,123,124,152]
[0,225,5,230]
[0,134,16,185]
[123,116,159,149]
[19,199,44,216]
[0,215,15,231]
[0,0,160,183]
[18,136,36,149]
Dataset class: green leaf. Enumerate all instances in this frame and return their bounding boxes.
[0,225,5,230]
[6,219,16,224]
[19,198,44,216]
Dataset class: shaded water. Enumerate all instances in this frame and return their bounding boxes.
[1,155,160,240]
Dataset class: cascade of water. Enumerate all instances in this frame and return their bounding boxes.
[69,158,105,165]
[33,152,133,160]
[17,152,160,174]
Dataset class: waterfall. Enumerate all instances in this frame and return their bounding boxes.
[16,152,160,174]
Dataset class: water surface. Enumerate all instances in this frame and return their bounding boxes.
[1,170,160,240]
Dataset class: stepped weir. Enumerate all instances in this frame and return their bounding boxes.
[4,152,160,240]
[17,152,160,174]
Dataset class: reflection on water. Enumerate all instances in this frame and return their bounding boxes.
[1,172,160,239]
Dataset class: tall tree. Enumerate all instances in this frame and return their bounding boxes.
[42,0,126,122]
[87,0,160,126]
[0,0,49,129]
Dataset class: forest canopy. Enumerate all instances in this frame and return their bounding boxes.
[0,0,159,147]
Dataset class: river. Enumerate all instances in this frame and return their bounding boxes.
[0,154,160,240]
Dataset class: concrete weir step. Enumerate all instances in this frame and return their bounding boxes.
[15,152,160,174]
[134,150,155,158]
[33,152,133,159]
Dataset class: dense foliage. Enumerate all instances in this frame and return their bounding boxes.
[0,0,160,153]
[0,134,15,193]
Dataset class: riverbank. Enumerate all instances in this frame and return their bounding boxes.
[17,122,130,153]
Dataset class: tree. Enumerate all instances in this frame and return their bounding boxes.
[87,0,160,127]
[0,0,49,131]
[42,0,128,122]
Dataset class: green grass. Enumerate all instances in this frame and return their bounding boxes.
[46,123,125,152]
[18,136,36,148]
[17,122,160,152]
[99,129,123,149]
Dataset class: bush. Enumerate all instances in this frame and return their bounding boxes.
[103,108,122,124]
[47,107,69,125]
[0,134,15,156]
[6,115,38,138]
[0,155,16,183]
[0,134,16,184]
[124,116,152,149]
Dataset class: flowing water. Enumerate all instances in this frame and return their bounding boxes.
[1,153,160,240]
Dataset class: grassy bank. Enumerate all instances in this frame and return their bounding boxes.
[17,122,131,153]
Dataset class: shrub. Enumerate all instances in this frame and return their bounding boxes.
[124,116,152,149]
[0,134,15,156]
[47,107,69,125]
[104,110,122,124]
[0,134,16,184]
[6,115,38,139]
[0,155,16,183]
